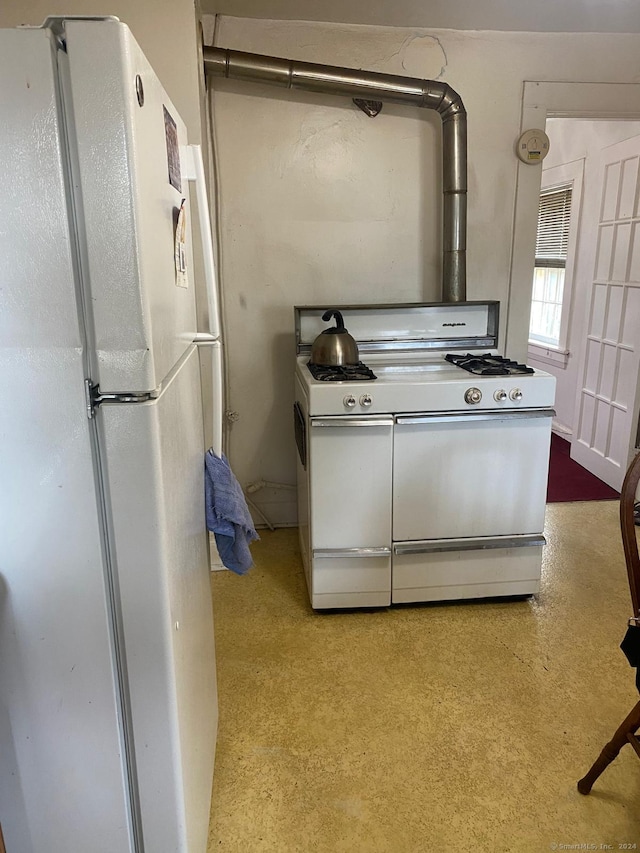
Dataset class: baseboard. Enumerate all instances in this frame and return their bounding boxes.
[552,420,572,438]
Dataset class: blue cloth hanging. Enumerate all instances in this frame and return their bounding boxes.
[204,449,259,575]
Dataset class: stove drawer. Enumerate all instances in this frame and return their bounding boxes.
[393,410,552,541]
[312,550,391,594]
[392,537,543,603]
[309,416,393,549]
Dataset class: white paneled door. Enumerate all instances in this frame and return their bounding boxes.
[572,134,640,490]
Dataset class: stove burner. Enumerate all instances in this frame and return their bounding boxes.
[445,353,535,376]
[307,361,377,382]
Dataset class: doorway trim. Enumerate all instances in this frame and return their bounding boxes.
[506,81,640,363]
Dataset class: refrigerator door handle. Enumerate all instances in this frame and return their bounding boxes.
[182,144,221,339]
[85,380,156,419]
[191,337,224,456]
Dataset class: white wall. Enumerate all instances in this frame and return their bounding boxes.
[204,16,640,526]
[528,119,640,433]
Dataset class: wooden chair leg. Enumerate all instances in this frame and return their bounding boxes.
[577,698,640,794]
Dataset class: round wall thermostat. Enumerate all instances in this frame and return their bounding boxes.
[516,129,550,164]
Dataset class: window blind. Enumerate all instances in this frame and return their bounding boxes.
[535,184,572,267]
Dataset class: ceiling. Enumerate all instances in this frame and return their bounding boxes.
[199,0,640,34]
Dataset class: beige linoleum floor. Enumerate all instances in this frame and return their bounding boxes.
[207,501,640,853]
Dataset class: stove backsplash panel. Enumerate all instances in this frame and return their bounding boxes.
[295,301,499,356]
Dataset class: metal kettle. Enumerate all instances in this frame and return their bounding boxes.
[309,309,359,366]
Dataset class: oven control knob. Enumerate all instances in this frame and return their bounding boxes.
[494,389,508,402]
[359,394,372,408]
[343,395,357,408]
[464,387,483,405]
[510,388,523,401]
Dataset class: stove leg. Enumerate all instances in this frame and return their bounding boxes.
[577,698,640,794]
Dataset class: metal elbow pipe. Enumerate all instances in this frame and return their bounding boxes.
[203,46,467,302]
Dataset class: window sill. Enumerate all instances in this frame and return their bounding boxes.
[527,342,570,369]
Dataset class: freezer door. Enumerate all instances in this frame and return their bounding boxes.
[98,344,217,852]
[0,26,133,853]
[59,19,197,393]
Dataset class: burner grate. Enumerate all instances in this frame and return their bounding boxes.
[444,353,534,376]
[307,361,377,382]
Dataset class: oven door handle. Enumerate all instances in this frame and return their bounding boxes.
[393,535,546,555]
[311,417,394,428]
[395,409,554,425]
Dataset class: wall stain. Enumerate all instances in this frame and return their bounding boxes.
[285,32,447,81]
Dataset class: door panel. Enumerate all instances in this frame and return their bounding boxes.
[618,348,638,402]
[573,134,640,489]
[595,225,614,278]
[621,157,640,217]
[613,225,632,280]
[602,163,621,220]
[590,284,608,336]
[629,223,640,280]
[600,344,617,398]
[584,339,600,391]
[622,285,640,342]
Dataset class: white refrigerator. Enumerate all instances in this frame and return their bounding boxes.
[0,17,222,853]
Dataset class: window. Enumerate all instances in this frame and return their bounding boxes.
[528,159,583,366]
[529,184,572,347]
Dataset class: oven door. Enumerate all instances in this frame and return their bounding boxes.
[310,415,393,548]
[308,415,393,607]
[392,409,553,541]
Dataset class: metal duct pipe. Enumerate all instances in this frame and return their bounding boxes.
[204,46,467,302]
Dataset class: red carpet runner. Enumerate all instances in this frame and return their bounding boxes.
[546,433,619,503]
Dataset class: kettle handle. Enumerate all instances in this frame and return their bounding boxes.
[321,309,345,330]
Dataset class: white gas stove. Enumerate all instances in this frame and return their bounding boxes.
[294,302,556,610]
[299,355,555,416]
